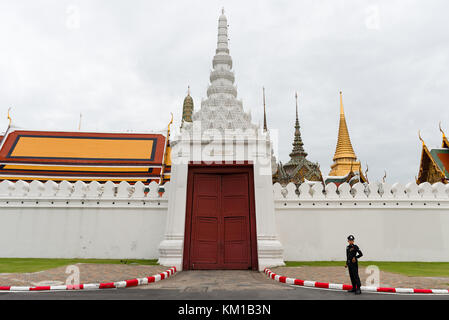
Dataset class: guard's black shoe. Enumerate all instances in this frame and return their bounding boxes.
[355,289,362,295]
[347,289,356,293]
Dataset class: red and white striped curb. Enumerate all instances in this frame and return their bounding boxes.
[0,266,177,292]
[264,268,449,294]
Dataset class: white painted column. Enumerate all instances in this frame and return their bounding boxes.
[252,141,285,271]
[157,140,189,270]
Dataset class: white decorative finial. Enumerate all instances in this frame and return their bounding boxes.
[222,7,225,14]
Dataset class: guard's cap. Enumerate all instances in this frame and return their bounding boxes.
[347,235,355,241]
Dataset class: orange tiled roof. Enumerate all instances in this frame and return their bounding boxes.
[0,130,170,184]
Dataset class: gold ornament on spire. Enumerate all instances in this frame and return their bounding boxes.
[339,91,344,115]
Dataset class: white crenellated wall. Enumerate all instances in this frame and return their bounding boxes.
[274,181,449,261]
[0,180,169,259]
[1,178,448,262]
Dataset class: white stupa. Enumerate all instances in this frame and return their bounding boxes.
[182,10,257,133]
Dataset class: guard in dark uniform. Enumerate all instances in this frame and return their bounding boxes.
[345,235,363,294]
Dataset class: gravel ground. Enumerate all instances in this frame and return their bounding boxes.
[0,264,167,287]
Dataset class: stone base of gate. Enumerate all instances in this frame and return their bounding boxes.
[158,237,284,272]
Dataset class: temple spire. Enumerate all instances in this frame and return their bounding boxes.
[333,91,356,161]
[216,9,230,56]
[263,87,267,132]
[295,92,299,122]
[274,92,323,185]
[289,92,307,159]
[182,10,256,132]
[329,91,363,178]
[181,85,194,128]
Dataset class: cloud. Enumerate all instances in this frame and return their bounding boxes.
[0,0,448,183]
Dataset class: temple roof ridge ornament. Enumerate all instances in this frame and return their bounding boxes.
[7,107,12,127]
[439,122,449,149]
[418,129,426,146]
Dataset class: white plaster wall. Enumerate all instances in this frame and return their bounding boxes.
[1,178,448,262]
[274,182,449,261]
[0,180,168,259]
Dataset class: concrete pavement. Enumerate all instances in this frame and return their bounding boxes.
[1,270,448,300]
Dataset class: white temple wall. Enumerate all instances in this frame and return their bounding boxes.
[0,180,168,259]
[1,179,448,262]
[274,182,449,261]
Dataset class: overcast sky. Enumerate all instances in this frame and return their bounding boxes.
[1,0,448,183]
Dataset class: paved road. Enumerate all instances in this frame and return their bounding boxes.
[1,270,448,300]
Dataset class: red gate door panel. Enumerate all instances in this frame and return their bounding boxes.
[188,172,252,270]
[190,174,221,266]
[222,173,251,267]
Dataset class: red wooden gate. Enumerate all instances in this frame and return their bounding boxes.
[183,164,258,270]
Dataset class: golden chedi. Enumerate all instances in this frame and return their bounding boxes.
[328,92,366,184]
